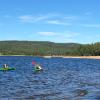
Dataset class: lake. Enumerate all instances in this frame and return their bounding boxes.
[0,56,100,100]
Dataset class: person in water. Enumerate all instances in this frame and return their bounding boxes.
[35,64,42,70]
[32,61,43,70]
[3,64,8,68]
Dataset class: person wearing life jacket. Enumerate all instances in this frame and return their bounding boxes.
[32,61,43,71]
[35,64,42,70]
[3,64,8,68]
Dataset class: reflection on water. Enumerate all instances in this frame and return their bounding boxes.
[0,56,100,100]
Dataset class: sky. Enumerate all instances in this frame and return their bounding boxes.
[0,0,100,44]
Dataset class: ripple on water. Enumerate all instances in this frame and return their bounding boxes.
[0,56,100,100]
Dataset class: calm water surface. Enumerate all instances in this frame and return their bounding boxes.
[0,56,100,100]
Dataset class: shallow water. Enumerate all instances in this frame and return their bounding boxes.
[0,56,100,100]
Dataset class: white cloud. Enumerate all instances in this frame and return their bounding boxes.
[18,14,78,24]
[46,15,78,25]
[36,31,80,43]
[19,15,48,23]
[19,15,34,23]
[38,32,57,36]
[46,20,71,25]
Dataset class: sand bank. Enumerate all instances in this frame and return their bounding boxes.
[43,56,100,59]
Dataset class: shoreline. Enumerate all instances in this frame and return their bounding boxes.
[0,55,100,59]
[43,56,100,59]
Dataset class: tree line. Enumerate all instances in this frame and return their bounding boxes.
[78,42,100,56]
[0,41,99,56]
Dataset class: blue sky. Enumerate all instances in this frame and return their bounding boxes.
[0,0,100,44]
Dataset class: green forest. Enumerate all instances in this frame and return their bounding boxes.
[0,41,100,56]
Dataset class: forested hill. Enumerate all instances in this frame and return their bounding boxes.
[0,41,100,56]
[0,41,80,55]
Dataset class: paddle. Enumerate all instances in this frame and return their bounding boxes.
[32,61,36,65]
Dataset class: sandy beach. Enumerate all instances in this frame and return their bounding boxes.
[43,56,100,59]
[0,55,100,59]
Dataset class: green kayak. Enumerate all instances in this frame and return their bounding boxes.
[0,68,16,71]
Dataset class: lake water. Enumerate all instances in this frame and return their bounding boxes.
[0,56,100,100]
